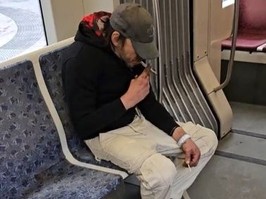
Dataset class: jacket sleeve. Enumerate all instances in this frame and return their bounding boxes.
[138,88,179,135]
[69,87,126,140]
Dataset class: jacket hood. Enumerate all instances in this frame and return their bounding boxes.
[75,11,112,49]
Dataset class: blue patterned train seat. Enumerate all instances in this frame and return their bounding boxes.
[39,46,93,163]
[39,44,121,170]
[0,60,123,199]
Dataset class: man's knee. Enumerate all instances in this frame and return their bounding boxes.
[139,153,177,190]
[208,129,218,150]
[179,122,218,153]
[202,128,218,154]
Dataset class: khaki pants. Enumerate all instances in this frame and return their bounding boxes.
[85,115,218,199]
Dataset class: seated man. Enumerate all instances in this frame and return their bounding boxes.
[63,3,218,199]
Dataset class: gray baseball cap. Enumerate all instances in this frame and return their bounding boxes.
[110,3,159,59]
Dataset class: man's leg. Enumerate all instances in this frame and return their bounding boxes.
[137,153,177,199]
[85,116,179,199]
[168,122,218,199]
[133,120,218,199]
[85,117,218,199]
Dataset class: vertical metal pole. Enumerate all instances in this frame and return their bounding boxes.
[152,0,163,103]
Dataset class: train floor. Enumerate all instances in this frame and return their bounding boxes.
[124,101,266,199]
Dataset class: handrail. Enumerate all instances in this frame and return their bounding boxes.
[153,0,163,102]
[213,0,240,92]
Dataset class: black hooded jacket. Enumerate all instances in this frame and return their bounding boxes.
[62,12,178,140]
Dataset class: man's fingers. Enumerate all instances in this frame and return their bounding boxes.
[182,139,201,167]
[139,65,151,78]
[190,150,201,166]
[144,65,151,75]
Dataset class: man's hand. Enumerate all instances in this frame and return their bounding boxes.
[182,139,201,167]
[120,69,150,110]
[172,127,201,167]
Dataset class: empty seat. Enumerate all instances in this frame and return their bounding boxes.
[222,0,266,52]
[222,33,266,52]
[0,60,122,198]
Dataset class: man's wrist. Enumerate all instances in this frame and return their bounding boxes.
[172,127,191,146]
[172,127,186,141]
[177,134,191,147]
[120,95,133,110]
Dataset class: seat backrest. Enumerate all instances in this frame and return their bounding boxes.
[0,60,64,197]
[39,45,96,163]
[222,0,266,52]
[239,0,266,33]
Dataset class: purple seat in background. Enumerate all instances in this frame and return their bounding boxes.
[222,0,266,52]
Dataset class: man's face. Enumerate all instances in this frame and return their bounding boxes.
[117,38,142,67]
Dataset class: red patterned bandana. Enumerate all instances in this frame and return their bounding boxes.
[82,11,111,37]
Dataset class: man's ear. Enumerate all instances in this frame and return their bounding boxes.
[111,31,121,47]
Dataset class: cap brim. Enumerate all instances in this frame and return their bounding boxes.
[132,40,159,59]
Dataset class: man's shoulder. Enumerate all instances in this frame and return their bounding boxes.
[73,41,108,55]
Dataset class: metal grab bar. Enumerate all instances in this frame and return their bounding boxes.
[152,0,163,102]
[213,0,240,92]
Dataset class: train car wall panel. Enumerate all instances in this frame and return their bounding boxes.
[83,0,119,14]
[193,0,209,62]
[194,57,233,138]
[209,0,234,81]
[193,0,234,138]
[40,0,84,44]
[40,0,119,45]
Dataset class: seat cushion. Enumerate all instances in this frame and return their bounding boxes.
[23,160,123,199]
[1,159,123,199]
[222,31,266,51]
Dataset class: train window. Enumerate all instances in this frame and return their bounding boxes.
[222,0,235,8]
[0,0,47,62]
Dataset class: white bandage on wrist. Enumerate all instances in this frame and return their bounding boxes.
[177,133,191,146]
